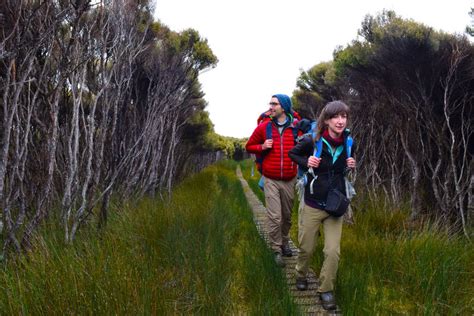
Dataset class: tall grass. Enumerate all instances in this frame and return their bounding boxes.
[337,199,474,315]
[240,159,474,315]
[239,159,265,204]
[0,160,299,315]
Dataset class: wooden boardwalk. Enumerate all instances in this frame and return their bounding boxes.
[236,167,342,315]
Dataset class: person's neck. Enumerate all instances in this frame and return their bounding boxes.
[328,129,342,139]
[277,113,288,124]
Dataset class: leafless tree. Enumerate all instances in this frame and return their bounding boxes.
[0,0,220,256]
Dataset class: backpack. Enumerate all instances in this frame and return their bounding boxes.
[305,131,354,189]
[253,109,303,174]
[254,115,310,190]
[296,130,355,219]
[255,120,299,174]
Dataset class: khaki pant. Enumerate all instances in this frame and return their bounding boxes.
[296,204,343,292]
[264,177,296,253]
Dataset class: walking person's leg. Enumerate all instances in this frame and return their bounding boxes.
[295,205,327,289]
[280,177,296,256]
[318,215,343,310]
[264,177,285,266]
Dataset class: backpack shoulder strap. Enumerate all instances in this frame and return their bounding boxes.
[260,122,273,160]
[314,137,323,158]
[346,135,353,158]
[311,121,322,158]
[311,121,317,139]
[344,129,353,158]
[265,121,273,140]
[292,127,298,144]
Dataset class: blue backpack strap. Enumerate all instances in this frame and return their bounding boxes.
[292,128,298,144]
[346,135,353,158]
[313,130,352,159]
[256,122,272,171]
[308,136,322,193]
[314,138,323,158]
[311,121,317,139]
[303,121,320,157]
[265,121,273,140]
[343,129,353,158]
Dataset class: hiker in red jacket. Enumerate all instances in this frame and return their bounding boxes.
[253,108,301,176]
[246,94,299,267]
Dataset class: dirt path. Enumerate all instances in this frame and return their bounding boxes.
[236,166,341,315]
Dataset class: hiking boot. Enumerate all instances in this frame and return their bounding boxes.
[319,291,336,310]
[281,244,293,257]
[295,277,308,291]
[274,252,286,267]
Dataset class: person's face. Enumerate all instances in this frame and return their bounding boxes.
[324,112,347,137]
[269,97,284,118]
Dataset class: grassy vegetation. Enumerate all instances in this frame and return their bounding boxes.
[240,159,474,315]
[0,161,299,315]
[337,200,474,315]
[239,159,265,204]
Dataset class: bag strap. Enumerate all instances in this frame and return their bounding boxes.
[265,121,272,140]
[313,137,323,158]
[308,132,354,194]
[345,134,353,158]
[308,137,323,194]
[292,128,298,144]
[267,119,300,144]
[260,121,273,162]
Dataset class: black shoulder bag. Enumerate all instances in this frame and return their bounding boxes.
[324,171,349,217]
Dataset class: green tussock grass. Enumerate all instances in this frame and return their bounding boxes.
[337,199,474,315]
[0,160,299,315]
[239,159,265,204]
[240,158,474,315]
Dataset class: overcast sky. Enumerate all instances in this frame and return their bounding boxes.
[153,0,472,138]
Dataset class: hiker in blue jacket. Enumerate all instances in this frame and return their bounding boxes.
[288,100,356,311]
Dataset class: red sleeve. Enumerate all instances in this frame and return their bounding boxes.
[246,124,265,154]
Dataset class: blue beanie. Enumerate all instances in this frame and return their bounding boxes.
[272,94,292,114]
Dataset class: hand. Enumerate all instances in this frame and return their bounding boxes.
[307,156,321,168]
[346,157,356,169]
[262,139,273,150]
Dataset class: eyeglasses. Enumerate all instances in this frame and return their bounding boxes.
[269,102,280,106]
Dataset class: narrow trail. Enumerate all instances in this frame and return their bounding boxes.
[236,166,342,315]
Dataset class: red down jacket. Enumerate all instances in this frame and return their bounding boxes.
[246,121,298,181]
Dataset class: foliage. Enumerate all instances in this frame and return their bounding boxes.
[238,159,265,204]
[0,0,224,254]
[0,162,299,314]
[241,158,474,314]
[293,62,332,118]
[336,197,474,314]
[292,10,474,233]
[466,8,474,36]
